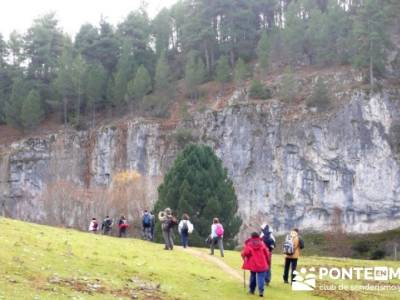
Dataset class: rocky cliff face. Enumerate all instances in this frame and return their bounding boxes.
[1,83,400,237]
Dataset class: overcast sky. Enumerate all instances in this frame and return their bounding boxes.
[0,0,177,39]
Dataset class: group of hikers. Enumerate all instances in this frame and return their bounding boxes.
[88,211,155,239]
[89,215,133,237]
[88,208,304,297]
[241,226,303,297]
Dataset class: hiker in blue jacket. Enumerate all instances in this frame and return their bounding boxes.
[142,210,152,240]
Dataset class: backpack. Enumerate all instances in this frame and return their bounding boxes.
[105,219,112,228]
[283,234,294,255]
[262,228,276,251]
[120,219,128,228]
[143,214,151,227]
[299,237,305,249]
[93,222,98,230]
[216,224,224,237]
[167,216,178,229]
[181,221,189,235]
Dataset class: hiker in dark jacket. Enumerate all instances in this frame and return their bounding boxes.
[260,223,275,286]
[101,216,113,235]
[118,216,128,238]
[142,210,152,240]
[158,208,175,250]
[150,211,155,241]
[241,232,271,297]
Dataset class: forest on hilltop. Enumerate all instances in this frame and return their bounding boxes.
[0,0,398,131]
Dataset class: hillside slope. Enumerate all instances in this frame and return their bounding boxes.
[1,218,399,299]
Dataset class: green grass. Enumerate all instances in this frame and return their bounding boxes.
[0,217,399,300]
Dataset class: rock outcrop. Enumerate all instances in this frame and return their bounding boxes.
[1,81,400,237]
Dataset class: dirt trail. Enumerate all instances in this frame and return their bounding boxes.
[178,247,242,281]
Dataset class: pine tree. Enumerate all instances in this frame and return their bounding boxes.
[7,31,23,67]
[5,76,27,128]
[71,54,87,125]
[257,32,270,76]
[283,2,307,65]
[21,89,44,129]
[234,57,248,90]
[154,144,242,248]
[185,51,205,100]
[154,50,170,92]
[55,37,75,127]
[128,65,152,105]
[280,67,296,103]
[249,80,271,100]
[112,40,135,109]
[352,0,392,88]
[307,77,330,112]
[216,56,231,95]
[85,62,106,127]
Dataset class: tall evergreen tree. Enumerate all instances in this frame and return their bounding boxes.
[74,24,99,62]
[154,144,242,248]
[24,13,63,90]
[216,55,231,95]
[307,77,331,112]
[7,31,23,67]
[152,8,172,55]
[85,62,107,127]
[5,75,28,128]
[185,51,205,100]
[111,39,135,109]
[154,50,170,92]
[21,89,44,129]
[0,34,10,123]
[352,0,391,88]
[257,32,270,76]
[94,19,119,75]
[71,54,87,125]
[280,66,297,103]
[282,1,307,65]
[234,57,248,91]
[55,37,75,127]
[128,65,152,106]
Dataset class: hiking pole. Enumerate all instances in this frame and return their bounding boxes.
[243,270,246,290]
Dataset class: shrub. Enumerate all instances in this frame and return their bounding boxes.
[173,128,197,149]
[249,80,272,99]
[141,94,170,118]
[352,240,371,256]
[307,77,331,112]
[370,249,386,260]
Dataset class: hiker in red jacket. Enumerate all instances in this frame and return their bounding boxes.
[241,232,271,297]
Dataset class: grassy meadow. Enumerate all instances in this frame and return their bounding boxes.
[0,217,399,300]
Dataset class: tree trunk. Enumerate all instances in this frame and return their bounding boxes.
[77,79,81,126]
[92,103,96,129]
[230,49,235,67]
[369,39,374,90]
[63,97,68,129]
[205,46,210,75]
[211,51,215,73]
